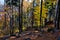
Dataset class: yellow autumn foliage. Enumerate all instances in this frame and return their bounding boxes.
[33,2,48,26]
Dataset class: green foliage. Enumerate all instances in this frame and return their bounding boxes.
[6,0,19,6]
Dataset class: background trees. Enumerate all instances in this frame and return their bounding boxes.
[0,0,58,36]
[5,0,19,6]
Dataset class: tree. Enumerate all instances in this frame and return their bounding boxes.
[55,0,60,29]
[5,0,19,35]
[18,0,23,34]
[33,6,40,27]
[5,0,19,6]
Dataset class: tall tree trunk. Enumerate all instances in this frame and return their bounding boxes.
[40,0,43,28]
[57,0,60,29]
[19,0,23,34]
[10,0,14,35]
[55,0,60,29]
[31,0,35,28]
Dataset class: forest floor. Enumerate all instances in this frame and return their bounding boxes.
[0,29,60,40]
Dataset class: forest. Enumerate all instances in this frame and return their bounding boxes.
[0,0,60,40]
